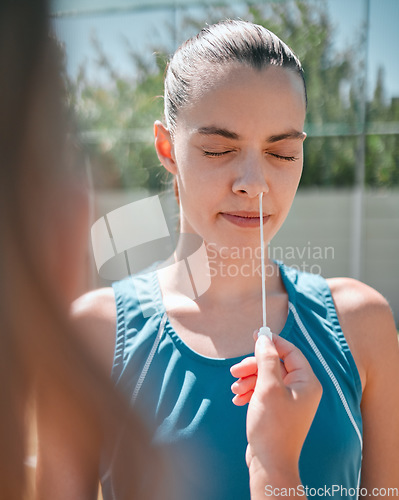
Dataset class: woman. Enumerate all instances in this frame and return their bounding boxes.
[1,3,318,498]
[47,19,399,500]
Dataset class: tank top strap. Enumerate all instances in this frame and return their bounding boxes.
[111,269,164,384]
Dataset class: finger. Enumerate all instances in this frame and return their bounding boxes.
[230,356,257,378]
[231,375,257,395]
[251,334,287,378]
[272,334,307,362]
[279,359,288,379]
[254,334,283,387]
[232,390,254,406]
[273,334,313,374]
[273,335,320,391]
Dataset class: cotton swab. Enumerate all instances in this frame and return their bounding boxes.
[258,192,272,340]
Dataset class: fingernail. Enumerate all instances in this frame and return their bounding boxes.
[257,334,272,350]
[257,335,266,349]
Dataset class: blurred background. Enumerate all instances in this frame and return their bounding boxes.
[51,0,399,323]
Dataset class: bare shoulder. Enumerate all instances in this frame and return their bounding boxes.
[70,287,117,376]
[327,277,395,332]
[327,277,398,390]
[71,286,116,324]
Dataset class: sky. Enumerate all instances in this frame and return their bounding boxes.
[53,0,399,100]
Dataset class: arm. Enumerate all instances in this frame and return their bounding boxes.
[328,278,399,495]
[231,334,322,499]
[35,288,117,500]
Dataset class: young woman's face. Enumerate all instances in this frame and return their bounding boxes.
[166,63,306,252]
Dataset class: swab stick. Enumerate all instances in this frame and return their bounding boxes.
[258,192,272,340]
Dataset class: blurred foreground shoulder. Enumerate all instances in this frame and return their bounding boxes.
[36,287,117,500]
[70,287,117,376]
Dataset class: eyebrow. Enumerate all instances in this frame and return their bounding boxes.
[196,126,305,143]
[268,131,306,143]
[197,126,239,140]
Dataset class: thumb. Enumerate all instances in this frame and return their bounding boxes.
[255,334,283,387]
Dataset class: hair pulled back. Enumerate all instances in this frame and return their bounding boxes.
[164,19,306,136]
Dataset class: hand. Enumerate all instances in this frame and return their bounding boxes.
[230,334,322,486]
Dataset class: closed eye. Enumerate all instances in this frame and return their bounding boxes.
[268,153,299,162]
[202,150,234,157]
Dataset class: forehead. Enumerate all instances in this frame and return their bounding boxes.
[175,64,306,140]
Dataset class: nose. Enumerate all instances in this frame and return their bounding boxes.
[232,151,270,198]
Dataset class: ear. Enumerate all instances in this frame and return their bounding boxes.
[154,120,177,175]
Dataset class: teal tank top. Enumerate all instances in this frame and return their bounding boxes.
[101,262,363,500]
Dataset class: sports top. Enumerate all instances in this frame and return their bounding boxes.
[101,261,363,500]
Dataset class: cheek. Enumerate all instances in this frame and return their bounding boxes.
[271,163,302,214]
[278,161,302,191]
[290,163,303,192]
[177,157,222,202]
[173,134,231,204]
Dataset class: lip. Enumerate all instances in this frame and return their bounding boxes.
[221,212,270,228]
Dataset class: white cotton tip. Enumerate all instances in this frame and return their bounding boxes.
[258,326,272,340]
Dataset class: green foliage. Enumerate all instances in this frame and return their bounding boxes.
[65,0,399,190]
[66,35,168,189]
